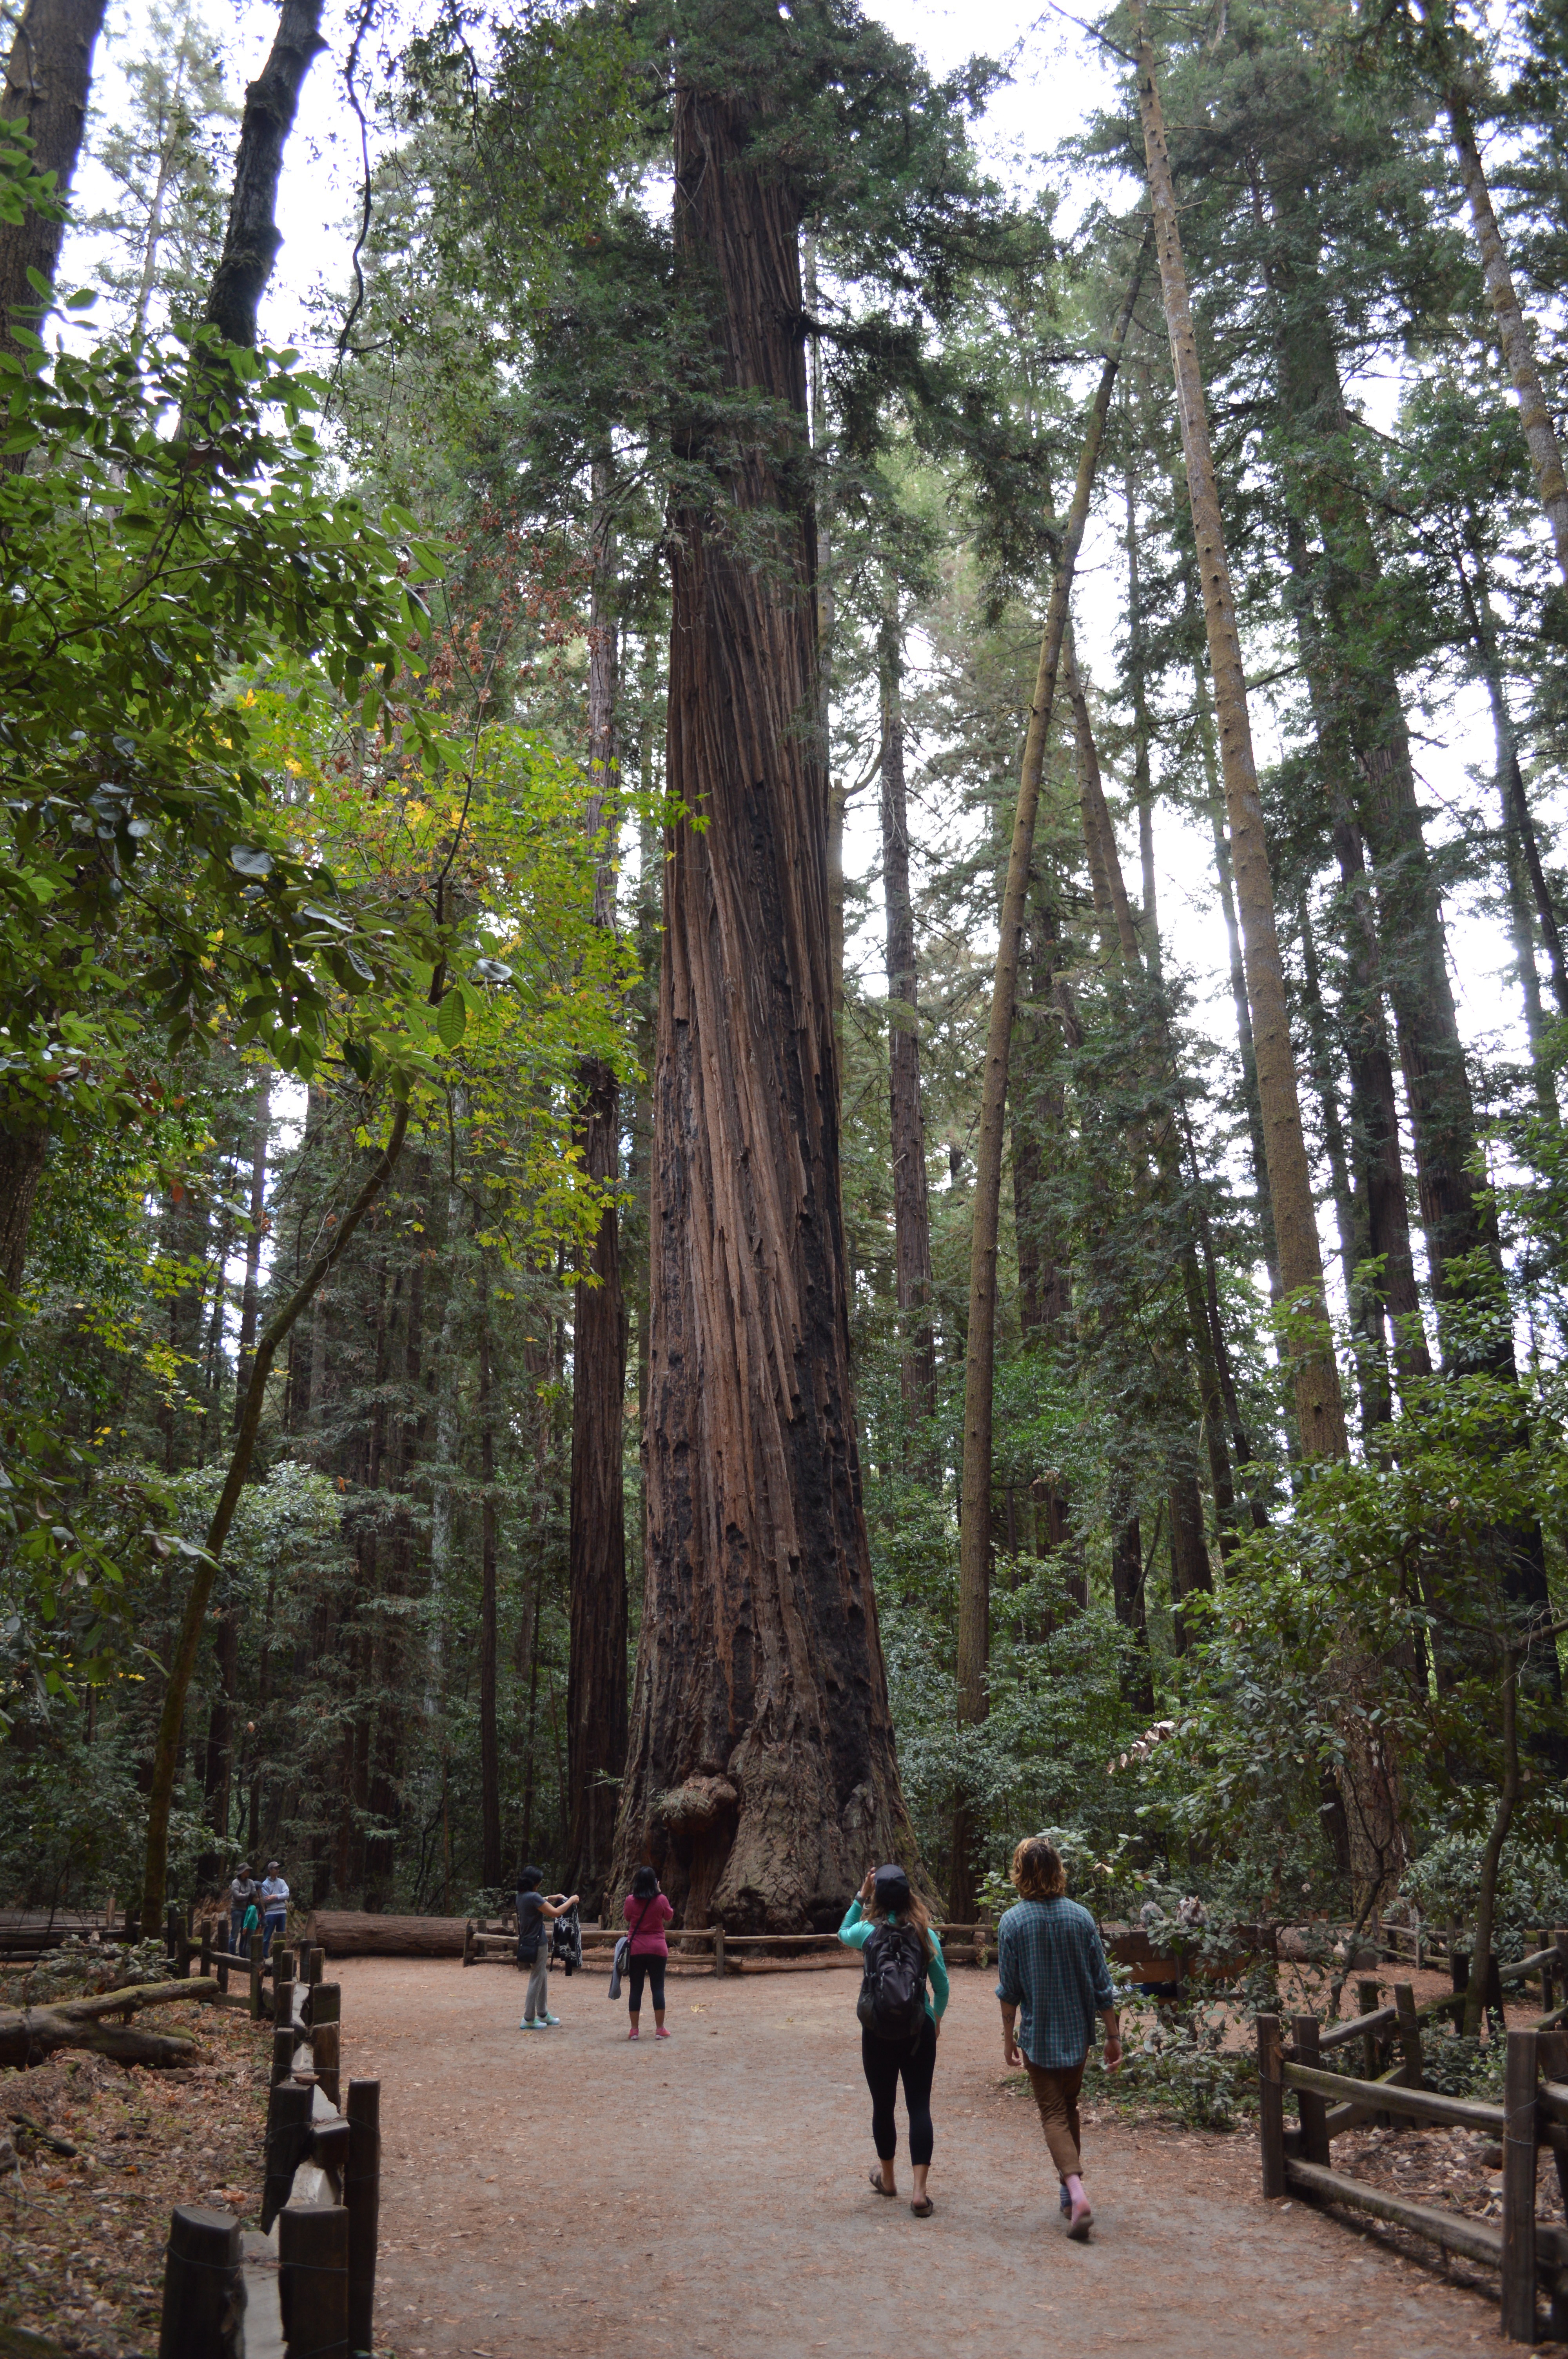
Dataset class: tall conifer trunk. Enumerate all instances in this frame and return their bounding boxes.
[567,465,629,1913]
[478,1263,502,1890]
[1134,7,1347,1461]
[613,19,915,1930]
[878,603,935,1439]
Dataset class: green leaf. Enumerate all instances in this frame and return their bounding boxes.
[436,987,467,1049]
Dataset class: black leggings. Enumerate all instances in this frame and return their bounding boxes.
[862,2016,936,2167]
[628,1956,666,2014]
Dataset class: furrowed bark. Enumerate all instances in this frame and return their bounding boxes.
[878,601,936,1440]
[140,1103,408,1933]
[1134,10,1346,1459]
[0,0,105,362]
[613,35,916,1932]
[567,463,628,1914]
[952,231,1149,1916]
[202,0,325,350]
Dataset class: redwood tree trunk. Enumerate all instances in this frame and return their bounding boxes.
[612,38,916,1932]
[478,1267,502,1891]
[0,0,105,361]
[1135,7,1347,1460]
[567,467,628,1914]
[878,605,936,1437]
[567,1057,628,1909]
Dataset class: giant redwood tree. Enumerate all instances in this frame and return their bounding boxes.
[610,0,938,1932]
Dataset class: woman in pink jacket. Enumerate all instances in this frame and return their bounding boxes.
[623,1865,675,2041]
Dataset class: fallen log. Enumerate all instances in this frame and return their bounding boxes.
[0,1977,215,2069]
[305,1913,469,1959]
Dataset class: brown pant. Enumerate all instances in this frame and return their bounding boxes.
[1024,2055,1086,2179]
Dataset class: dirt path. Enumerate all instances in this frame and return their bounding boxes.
[336,1955,1515,2359]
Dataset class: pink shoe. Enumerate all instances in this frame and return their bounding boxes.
[655,2026,671,2040]
[627,2027,639,2041]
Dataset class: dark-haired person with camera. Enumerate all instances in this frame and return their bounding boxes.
[996,1834,1121,2241]
[839,1863,950,2217]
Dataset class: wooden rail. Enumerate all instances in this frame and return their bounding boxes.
[462,1916,997,1974]
[156,1931,380,2359]
[1259,1936,1568,2342]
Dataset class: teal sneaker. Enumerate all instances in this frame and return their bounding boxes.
[519,2017,545,2030]
[542,2013,562,2026]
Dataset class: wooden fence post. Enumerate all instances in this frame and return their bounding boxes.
[296,1937,312,1985]
[1540,2029,1568,2260]
[713,1927,725,1980]
[165,1904,181,1970]
[312,1982,342,2108]
[271,2016,297,2089]
[158,2204,240,2359]
[1554,1930,1568,2015]
[249,1933,264,2021]
[1357,1977,1381,2082]
[274,1971,295,2034]
[1258,2013,1285,2199]
[263,2081,315,2233]
[310,1945,325,1986]
[279,2201,350,2359]
[200,1924,212,1982]
[345,2080,380,2359]
[1293,2014,1330,2166]
[1393,1983,1423,2089]
[1450,1946,1470,2031]
[1501,2026,1539,2344]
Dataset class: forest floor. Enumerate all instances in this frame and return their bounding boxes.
[341,1953,1563,2359]
[0,1994,269,2357]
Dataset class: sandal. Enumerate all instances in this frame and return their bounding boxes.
[869,2170,898,2198]
[910,2196,934,2218]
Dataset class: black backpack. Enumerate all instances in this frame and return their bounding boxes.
[856,1922,928,2043]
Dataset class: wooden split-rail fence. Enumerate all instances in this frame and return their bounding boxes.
[461,1916,998,1973]
[1258,1928,1568,2342]
[152,1919,381,2359]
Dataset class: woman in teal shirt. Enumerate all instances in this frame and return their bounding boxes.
[839,1865,950,2216]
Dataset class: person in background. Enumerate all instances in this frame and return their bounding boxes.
[623,1864,675,2041]
[517,1866,579,2030]
[228,1865,258,1960]
[240,1890,261,1954]
[995,1834,1122,2241]
[838,1863,949,2217]
[260,1860,289,1962]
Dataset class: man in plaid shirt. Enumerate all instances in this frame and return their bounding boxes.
[996,1834,1121,2240]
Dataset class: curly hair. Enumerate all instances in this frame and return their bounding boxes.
[1011,1836,1067,1901]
